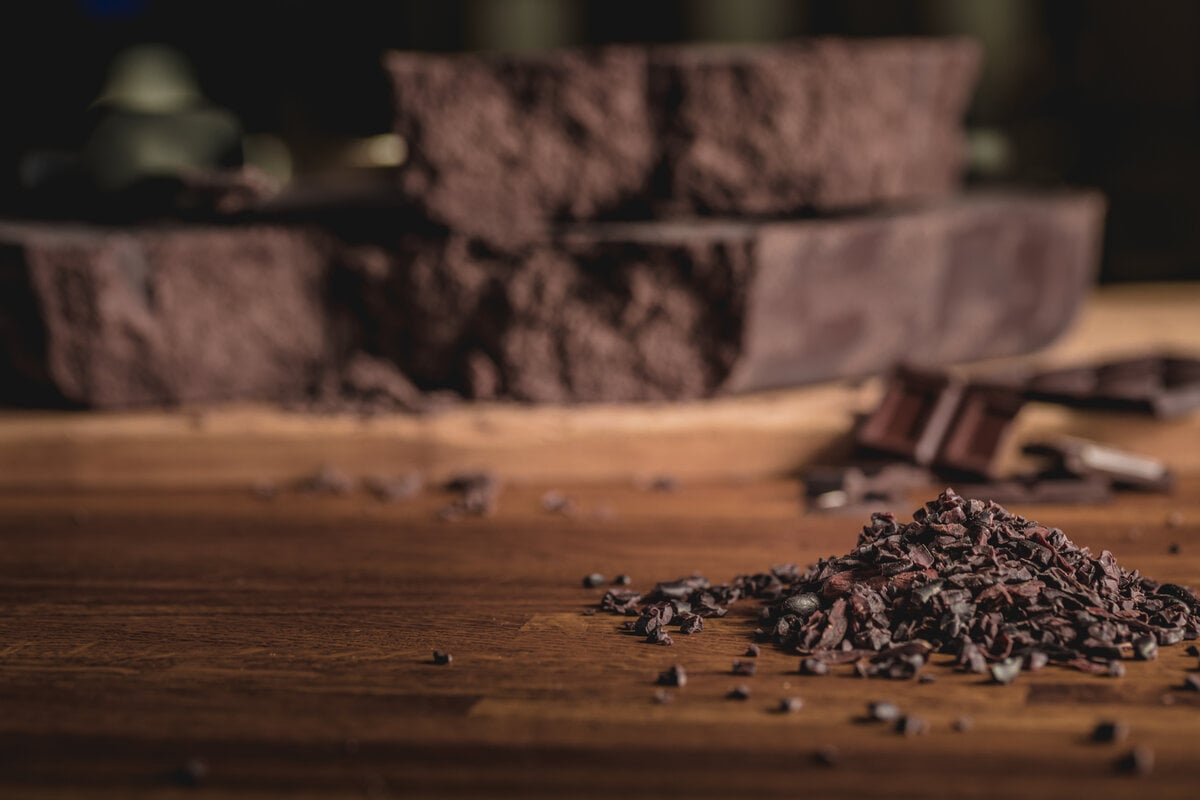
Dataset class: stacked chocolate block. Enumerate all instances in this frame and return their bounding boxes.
[0,39,1106,409]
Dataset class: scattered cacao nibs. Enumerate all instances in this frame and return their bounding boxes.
[297,464,355,495]
[365,473,423,503]
[657,664,687,688]
[653,689,673,704]
[679,614,703,634]
[1115,746,1155,776]
[800,658,829,676]
[1133,635,1158,661]
[745,643,761,658]
[777,697,804,714]
[866,701,901,723]
[168,758,209,787]
[952,716,974,733]
[813,746,839,767]
[582,573,606,589]
[646,629,674,646]
[613,574,632,586]
[1092,721,1129,743]
[990,657,1022,685]
[895,715,928,737]
[731,660,757,677]
[440,471,500,518]
[727,684,751,700]
[597,490,1200,679]
[541,491,573,514]
[432,651,452,665]
[1182,675,1200,692]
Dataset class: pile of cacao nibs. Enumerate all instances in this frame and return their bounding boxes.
[599,489,1200,680]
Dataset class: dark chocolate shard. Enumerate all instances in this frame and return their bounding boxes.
[856,368,965,466]
[956,473,1113,506]
[934,384,1024,479]
[1028,355,1200,419]
[1024,437,1173,492]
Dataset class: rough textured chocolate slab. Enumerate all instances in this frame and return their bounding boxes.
[356,192,1104,404]
[0,222,330,408]
[1027,355,1200,418]
[385,39,980,245]
[0,193,1103,409]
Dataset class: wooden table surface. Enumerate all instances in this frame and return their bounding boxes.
[2,475,1200,799]
[2,282,1200,798]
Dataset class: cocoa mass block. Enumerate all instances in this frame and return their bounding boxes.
[385,39,981,245]
[358,192,1105,403]
[0,193,1103,409]
[0,222,331,408]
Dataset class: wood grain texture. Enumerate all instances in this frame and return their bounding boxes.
[2,477,1200,798]
[0,282,1198,490]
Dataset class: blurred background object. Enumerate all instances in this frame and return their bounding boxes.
[2,0,1199,279]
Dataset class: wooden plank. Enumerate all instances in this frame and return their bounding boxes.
[0,283,1197,490]
[1,479,1199,797]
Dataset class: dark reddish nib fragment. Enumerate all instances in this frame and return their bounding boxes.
[657,664,687,688]
[432,651,452,665]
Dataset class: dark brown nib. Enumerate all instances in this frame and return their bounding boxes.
[657,664,687,688]
[1115,747,1155,776]
[777,697,804,714]
[745,643,761,658]
[432,650,452,665]
[727,685,751,700]
[1092,721,1129,743]
[731,660,757,676]
[582,573,606,589]
[1182,675,1200,692]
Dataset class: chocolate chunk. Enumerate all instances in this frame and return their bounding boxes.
[1024,437,1172,492]
[0,194,1104,408]
[1115,747,1155,776]
[856,368,965,466]
[956,473,1113,505]
[813,746,839,767]
[385,41,980,246]
[867,701,901,723]
[727,685,752,700]
[895,715,929,737]
[657,664,687,688]
[365,472,423,503]
[1092,721,1129,743]
[778,697,804,714]
[804,463,933,513]
[432,651,452,665]
[934,384,1025,478]
[800,658,830,676]
[1028,356,1200,419]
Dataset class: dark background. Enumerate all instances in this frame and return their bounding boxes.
[3,0,1199,282]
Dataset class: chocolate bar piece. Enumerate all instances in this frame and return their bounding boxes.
[804,463,932,513]
[1024,437,1173,492]
[935,384,1025,478]
[855,368,963,465]
[1027,355,1200,418]
[0,193,1103,409]
[386,39,980,245]
[956,473,1114,505]
[856,370,1024,479]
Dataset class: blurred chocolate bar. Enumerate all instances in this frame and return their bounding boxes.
[856,368,1024,479]
[1024,437,1173,492]
[1027,355,1200,418]
[956,473,1114,505]
[804,463,932,512]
